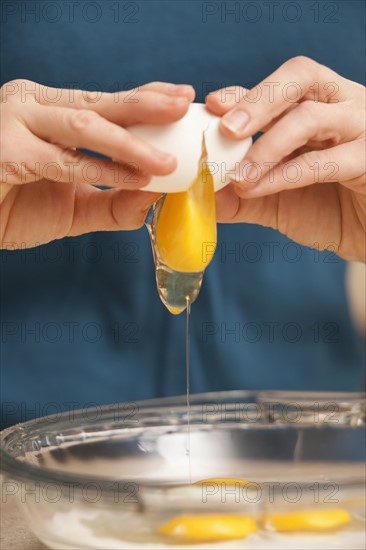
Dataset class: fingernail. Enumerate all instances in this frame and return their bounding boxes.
[161,95,188,106]
[222,110,250,134]
[154,149,175,162]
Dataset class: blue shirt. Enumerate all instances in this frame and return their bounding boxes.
[1,0,365,428]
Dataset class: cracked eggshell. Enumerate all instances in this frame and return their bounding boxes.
[128,103,252,193]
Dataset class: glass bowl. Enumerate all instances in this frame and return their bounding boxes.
[1,390,365,549]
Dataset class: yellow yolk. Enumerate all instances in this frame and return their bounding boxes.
[262,508,351,532]
[158,514,257,542]
[165,305,185,315]
[155,142,217,273]
[194,477,253,487]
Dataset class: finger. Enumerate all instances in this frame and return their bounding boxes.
[215,184,242,222]
[217,180,365,262]
[35,82,194,124]
[216,183,338,254]
[215,184,279,227]
[1,134,151,189]
[139,81,195,101]
[107,90,191,127]
[216,183,335,248]
[234,139,366,198]
[37,81,195,106]
[205,86,248,115]
[206,86,297,130]
[233,101,360,183]
[68,185,160,236]
[25,103,177,176]
[218,57,345,139]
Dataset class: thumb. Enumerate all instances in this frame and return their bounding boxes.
[68,187,159,236]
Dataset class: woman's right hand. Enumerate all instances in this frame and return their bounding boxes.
[0,79,195,248]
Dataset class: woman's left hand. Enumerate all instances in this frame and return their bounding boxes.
[206,56,366,262]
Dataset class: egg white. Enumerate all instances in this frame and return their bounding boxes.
[47,509,365,550]
[128,103,252,193]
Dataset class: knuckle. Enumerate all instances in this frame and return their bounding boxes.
[4,78,26,90]
[141,82,166,92]
[300,150,321,171]
[1,79,25,103]
[68,109,99,132]
[289,101,319,136]
[286,56,315,71]
[1,160,22,183]
[297,100,319,126]
[298,99,316,116]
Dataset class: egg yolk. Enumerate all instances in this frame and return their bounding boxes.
[262,508,351,532]
[155,138,217,273]
[158,514,257,542]
[165,305,185,315]
[194,477,253,487]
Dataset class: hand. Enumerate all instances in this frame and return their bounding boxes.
[0,79,195,248]
[206,57,366,262]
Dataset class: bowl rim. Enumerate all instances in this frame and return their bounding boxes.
[1,390,365,493]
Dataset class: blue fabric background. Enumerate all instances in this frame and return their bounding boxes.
[1,0,365,428]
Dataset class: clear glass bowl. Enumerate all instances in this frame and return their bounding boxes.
[1,390,365,549]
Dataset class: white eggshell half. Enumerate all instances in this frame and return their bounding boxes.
[128,103,252,193]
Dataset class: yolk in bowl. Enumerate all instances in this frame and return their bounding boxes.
[262,508,351,532]
[158,514,257,542]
